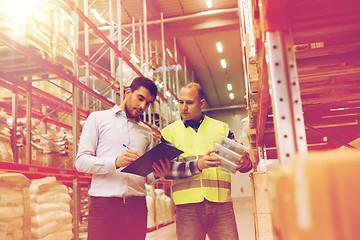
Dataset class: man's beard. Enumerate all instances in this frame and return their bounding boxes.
[125,99,142,119]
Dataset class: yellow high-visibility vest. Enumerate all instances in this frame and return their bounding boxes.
[161,116,232,205]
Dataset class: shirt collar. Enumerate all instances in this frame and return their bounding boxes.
[112,105,141,123]
[182,113,205,130]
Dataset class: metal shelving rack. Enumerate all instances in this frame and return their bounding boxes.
[240,0,360,239]
[250,0,360,163]
[0,0,194,239]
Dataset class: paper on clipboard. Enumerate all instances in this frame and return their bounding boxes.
[121,141,183,177]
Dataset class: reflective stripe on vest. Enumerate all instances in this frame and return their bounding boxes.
[172,179,231,193]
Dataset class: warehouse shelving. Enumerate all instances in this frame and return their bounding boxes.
[239,0,360,239]
[248,0,360,162]
[0,0,195,239]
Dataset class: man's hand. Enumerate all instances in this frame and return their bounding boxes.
[115,149,142,168]
[198,149,221,171]
[235,151,252,172]
[152,158,171,178]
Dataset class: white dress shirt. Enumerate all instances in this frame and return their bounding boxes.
[75,105,156,197]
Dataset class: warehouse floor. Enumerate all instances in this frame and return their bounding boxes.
[145,196,255,240]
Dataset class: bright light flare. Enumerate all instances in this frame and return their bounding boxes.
[206,0,213,8]
[229,93,234,99]
[3,0,36,19]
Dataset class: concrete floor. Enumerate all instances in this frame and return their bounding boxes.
[145,196,255,240]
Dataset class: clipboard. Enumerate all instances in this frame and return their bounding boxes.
[121,141,183,176]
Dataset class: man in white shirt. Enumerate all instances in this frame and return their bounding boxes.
[76,77,170,240]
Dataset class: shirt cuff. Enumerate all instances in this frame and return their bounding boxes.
[113,157,127,171]
[192,159,202,174]
[146,172,156,184]
[239,161,253,173]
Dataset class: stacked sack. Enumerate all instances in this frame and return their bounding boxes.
[0,171,31,240]
[154,189,173,226]
[30,177,72,240]
[145,184,156,229]
[0,111,12,162]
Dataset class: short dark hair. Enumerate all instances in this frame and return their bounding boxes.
[130,77,158,100]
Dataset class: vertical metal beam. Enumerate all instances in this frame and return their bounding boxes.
[12,91,19,163]
[25,77,32,165]
[184,56,187,84]
[72,1,80,238]
[174,38,180,96]
[161,12,168,126]
[117,0,124,103]
[72,177,80,240]
[143,0,149,75]
[109,0,116,102]
[238,0,251,107]
[139,18,143,72]
[265,31,307,164]
[84,0,90,111]
[143,0,151,125]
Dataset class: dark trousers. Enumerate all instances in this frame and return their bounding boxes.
[87,196,147,240]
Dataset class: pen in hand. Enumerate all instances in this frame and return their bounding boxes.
[123,144,130,150]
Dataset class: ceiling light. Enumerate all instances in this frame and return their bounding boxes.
[216,42,223,53]
[227,83,232,91]
[220,59,227,68]
[206,0,212,8]
[91,9,106,24]
[229,93,234,99]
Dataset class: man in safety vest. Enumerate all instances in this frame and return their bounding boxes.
[160,82,252,240]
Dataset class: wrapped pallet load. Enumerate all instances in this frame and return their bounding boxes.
[30,177,73,240]
[268,150,360,240]
[0,171,31,240]
[0,0,52,57]
[48,0,75,72]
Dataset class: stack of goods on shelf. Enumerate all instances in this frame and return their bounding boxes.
[0,109,72,166]
[48,0,75,72]
[0,110,12,162]
[0,171,31,240]
[0,0,75,72]
[145,184,156,230]
[154,189,173,227]
[79,186,89,234]
[30,176,73,240]
[35,125,71,168]
[145,184,174,230]
[0,0,52,56]
[268,150,360,240]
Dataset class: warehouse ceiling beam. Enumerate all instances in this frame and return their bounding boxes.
[87,8,239,44]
